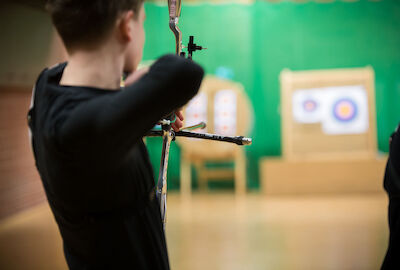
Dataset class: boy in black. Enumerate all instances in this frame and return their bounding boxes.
[27,0,204,269]
[382,124,400,269]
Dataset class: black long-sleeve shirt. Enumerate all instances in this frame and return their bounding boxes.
[28,54,204,269]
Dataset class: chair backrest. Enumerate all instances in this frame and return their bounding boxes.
[178,75,253,160]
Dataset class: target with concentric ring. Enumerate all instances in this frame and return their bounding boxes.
[302,99,318,113]
[332,98,358,122]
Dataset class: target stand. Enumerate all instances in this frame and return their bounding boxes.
[261,67,387,195]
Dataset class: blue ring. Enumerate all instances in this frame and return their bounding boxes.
[332,98,358,122]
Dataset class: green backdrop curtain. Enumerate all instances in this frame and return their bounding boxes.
[142,0,400,190]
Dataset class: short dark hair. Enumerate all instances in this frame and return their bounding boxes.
[46,0,144,50]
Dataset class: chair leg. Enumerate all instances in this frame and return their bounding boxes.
[180,154,192,200]
[235,148,246,196]
[195,162,207,192]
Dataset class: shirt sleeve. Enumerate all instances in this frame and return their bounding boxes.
[391,125,400,171]
[57,54,204,164]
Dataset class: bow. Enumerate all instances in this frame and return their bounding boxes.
[154,0,251,231]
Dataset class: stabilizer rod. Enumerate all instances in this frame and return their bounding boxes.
[147,129,252,146]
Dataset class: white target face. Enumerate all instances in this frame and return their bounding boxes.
[185,92,208,133]
[322,86,369,135]
[292,85,369,135]
[214,90,237,136]
[292,89,324,124]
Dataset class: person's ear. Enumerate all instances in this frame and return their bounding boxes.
[118,10,134,42]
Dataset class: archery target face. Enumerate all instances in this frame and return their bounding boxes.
[214,90,237,136]
[185,92,207,133]
[292,86,369,135]
[292,89,324,123]
[322,86,369,135]
[303,100,318,112]
[332,98,358,122]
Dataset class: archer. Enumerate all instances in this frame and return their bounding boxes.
[27,0,204,269]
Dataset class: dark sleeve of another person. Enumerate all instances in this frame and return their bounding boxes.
[391,127,400,172]
[57,54,204,164]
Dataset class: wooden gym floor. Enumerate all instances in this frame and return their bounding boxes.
[0,193,389,270]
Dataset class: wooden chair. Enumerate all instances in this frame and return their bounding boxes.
[177,75,253,196]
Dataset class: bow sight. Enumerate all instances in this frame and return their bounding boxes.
[150,0,252,231]
[168,0,204,59]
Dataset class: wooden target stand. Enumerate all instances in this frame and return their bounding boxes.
[261,67,387,195]
[177,75,253,197]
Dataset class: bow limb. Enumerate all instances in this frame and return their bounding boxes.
[168,0,183,55]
